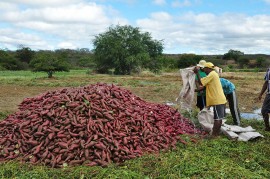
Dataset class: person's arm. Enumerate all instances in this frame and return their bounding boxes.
[258,81,267,100]
[195,85,205,92]
[193,67,203,86]
[195,80,201,92]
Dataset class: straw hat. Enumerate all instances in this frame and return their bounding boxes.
[203,62,215,69]
[196,60,206,68]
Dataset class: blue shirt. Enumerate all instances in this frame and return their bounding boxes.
[220,78,235,95]
[264,68,270,93]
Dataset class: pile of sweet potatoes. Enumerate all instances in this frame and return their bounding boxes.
[0,83,201,167]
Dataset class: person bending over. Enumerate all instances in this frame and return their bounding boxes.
[194,62,227,136]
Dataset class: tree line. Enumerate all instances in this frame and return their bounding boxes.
[1,25,270,78]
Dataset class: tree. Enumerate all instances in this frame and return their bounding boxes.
[0,49,26,70]
[16,46,35,64]
[223,49,244,61]
[92,25,164,75]
[159,55,178,70]
[177,54,204,68]
[256,56,266,68]
[29,51,70,78]
[77,56,96,68]
[238,57,249,68]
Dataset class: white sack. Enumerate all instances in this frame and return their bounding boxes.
[198,108,264,141]
[176,67,196,111]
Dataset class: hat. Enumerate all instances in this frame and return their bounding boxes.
[197,60,206,68]
[203,62,215,69]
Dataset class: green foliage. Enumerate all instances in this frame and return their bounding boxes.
[238,57,250,68]
[77,56,96,68]
[223,65,234,72]
[15,46,35,64]
[48,48,93,69]
[256,56,267,68]
[177,54,204,68]
[0,130,269,178]
[162,56,178,68]
[0,50,27,70]
[206,58,226,67]
[29,51,70,78]
[0,112,9,120]
[93,25,164,75]
[223,49,244,61]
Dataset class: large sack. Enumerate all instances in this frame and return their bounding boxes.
[197,108,214,132]
[176,67,196,111]
[197,108,264,141]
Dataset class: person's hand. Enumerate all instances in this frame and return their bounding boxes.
[193,66,199,74]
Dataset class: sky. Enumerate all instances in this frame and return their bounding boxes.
[1,0,270,54]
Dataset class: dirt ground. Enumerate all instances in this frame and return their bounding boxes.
[0,85,61,113]
[0,72,265,114]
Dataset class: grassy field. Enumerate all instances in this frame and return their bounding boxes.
[0,70,270,178]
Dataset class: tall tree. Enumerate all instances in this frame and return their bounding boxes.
[29,51,70,78]
[223,49,244,61]
[92,25,164,75]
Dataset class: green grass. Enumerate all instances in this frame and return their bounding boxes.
[0,70,270,178]
[0,70,89,87]
[0,130,269,178]
[0,110,269,178]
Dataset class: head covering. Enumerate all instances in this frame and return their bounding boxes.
[203,62,215,69]
[196,60,206,68]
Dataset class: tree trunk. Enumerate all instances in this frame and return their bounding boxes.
[47,71,53,78]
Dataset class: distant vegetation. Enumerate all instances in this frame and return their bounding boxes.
[1,25,270,77]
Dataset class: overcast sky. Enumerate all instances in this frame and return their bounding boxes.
[1,0,270,54]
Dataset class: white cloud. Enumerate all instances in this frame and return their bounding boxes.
[0,2,19,11]
[1,3,110,24]
[1,1,270,54]
[0,28,50,50]
[137,12,270,54]
[0,1,129,50]
[263,0,270,4]
[153,0,167,6]
[5,0,82,7]
[172,0,192,8]
[57,42,77,49]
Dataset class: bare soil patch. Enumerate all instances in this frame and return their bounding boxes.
[0,85,60,112]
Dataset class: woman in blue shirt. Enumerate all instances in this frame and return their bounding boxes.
[220,78,241,126]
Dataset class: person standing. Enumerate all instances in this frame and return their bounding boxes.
[195,60,207,110]
[219,77,241,126]
[194,62,227,136]
[258,68,270,131]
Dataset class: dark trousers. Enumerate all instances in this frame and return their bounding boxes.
[196,95,206,111]
[226,90,241,125]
